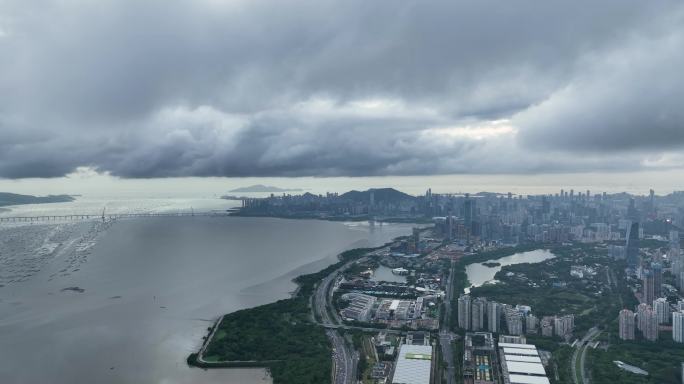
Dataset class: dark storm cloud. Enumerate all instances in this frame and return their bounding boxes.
[1,0,683,178]
[515,11,684,152]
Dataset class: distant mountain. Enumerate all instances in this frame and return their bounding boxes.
[0,192,75,207]
[229,184,303,193]
[474,192,506,197]
[340,188,416,203]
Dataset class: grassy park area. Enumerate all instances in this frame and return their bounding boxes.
[589,338,684,383]
[468,244,635,334]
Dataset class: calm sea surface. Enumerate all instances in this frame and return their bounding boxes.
[0,215,412,383]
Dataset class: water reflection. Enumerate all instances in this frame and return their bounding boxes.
[370,265,408,283]
[464,249,556,293]
[0,216,412,384]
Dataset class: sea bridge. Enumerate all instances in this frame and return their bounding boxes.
[0,211,233,223]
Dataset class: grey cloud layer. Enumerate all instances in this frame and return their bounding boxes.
[0,0,683,178]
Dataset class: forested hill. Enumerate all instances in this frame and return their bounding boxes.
[0,192,75,207]
[340,188,416,204]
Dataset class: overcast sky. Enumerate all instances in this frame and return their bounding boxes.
[1,0,683,179]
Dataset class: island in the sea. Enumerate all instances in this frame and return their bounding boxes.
[0,192,75,207]
[229,184,303,193]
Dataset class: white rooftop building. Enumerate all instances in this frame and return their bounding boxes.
[499,341,550,384]
[507,375,551,384]
[392,344,433,384]
[505,361,547,376]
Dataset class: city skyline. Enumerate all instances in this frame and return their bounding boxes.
[3,169,684,199]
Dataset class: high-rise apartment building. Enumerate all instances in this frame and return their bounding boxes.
[554,315,574,338]
[458,295,472,330]
[641,308,659,341]
[525,314,538,334]
[673,311,684,343]
[471,298,485,331]
[541,317,554,337]
[677,300,684,312]
[636,303,650,331]
[505,308,523,336]
[487,301,501,333]
[653,297,670,324]
[618,309,635,340]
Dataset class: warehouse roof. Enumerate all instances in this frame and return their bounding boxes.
[505,361,547,375]
[508,374,551,384]
[498,342,537,349]
[503,347,539,356]
[504,355,542,363]
[392,344,432,384]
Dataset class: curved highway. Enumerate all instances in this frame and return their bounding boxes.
[314,257,365,384]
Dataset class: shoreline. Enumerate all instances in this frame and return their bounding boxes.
[187,233,405,372]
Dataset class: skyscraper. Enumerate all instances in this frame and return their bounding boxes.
[463,194,476,239]
[625,221,640,268]
[542,196,550,214]
[673,311,684,343]
[642,269,655,305]
[411,227,421,252]
[627,198,638,220]
[458,295,472,330]
[618,309,635,341]
[446,214,453,242]
[652,262,663,299]
[671,247,682,282]
[649,189,655,213]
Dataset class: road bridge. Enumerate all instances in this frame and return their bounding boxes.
[0,211,233,223]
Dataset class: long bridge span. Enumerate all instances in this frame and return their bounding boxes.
[0,211,234,223]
